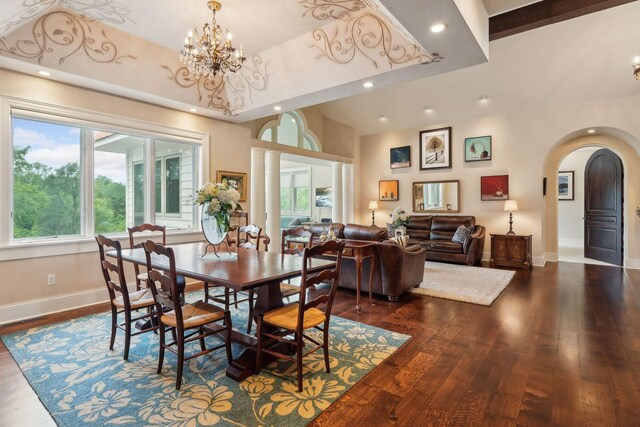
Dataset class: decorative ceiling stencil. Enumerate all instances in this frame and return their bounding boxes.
[0,10,136,64]
[299,0,366,20]
[0,0,56,35]
[162,56,270,116]
[59,0,133,25]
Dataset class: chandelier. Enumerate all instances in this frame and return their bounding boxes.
[180,0,246,80]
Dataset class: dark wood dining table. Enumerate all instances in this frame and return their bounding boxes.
[111,241,336,381]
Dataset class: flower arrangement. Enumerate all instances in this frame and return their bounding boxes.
[391,207,409,227]
[195,180,242,232]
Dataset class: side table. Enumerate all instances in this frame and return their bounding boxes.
[490,234,532,270]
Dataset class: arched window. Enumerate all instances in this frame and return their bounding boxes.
[258,110,321,152]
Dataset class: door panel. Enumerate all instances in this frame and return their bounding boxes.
[584,149,623,266]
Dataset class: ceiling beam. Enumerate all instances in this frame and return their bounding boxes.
[489,0,637,40]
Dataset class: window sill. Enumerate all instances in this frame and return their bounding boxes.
[0,230,205,261]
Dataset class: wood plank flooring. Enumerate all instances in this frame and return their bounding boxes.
[2,262,640,426]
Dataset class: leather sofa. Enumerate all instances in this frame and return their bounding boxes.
[309,223,426,301]
[406,215,485,266]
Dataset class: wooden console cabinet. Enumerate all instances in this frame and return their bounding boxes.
[490,234,532,270]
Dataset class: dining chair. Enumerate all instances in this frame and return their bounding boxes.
[128,223,186,296]
[256,240,345,392]
[225,210,249,247]
[278,227,312,300]
[96,234,158,360]
[143,239,233,390]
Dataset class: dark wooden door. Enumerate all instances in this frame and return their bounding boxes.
[584,149,623,265]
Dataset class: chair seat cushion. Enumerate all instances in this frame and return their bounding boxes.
[280,283,300,298]
[263,304,326,330]
[161,301,225,328]
[112,288,155,309]
[422,239,464,254]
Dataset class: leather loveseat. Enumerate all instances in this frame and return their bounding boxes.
[406,215,485,266]
[309,223,426,301]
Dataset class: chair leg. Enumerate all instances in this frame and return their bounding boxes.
[176,327,185,390]
[233,290,239,309]
[204,282,210,303]
[198,326,206,351]
[255,317,263,373]
[109,305,117,351]
[296,332,304,392]
[246,290,255,334]
[224,288,231,311]
[225,312,233,364]
[157,325,166,374]
[123,310,132,361]
[323,323,331,373]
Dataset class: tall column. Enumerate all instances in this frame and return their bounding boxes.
[250,147,266,229]
[265,150,281,252]
[331,162,344,224]
[342,163,354,224]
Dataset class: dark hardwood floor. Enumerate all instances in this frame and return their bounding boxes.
[2,262,640,426]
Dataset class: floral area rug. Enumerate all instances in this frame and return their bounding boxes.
[1,292,409,426]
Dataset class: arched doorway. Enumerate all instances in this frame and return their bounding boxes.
[542,128,640,268]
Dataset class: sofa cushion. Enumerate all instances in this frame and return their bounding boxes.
[451,225,473,244]
[406,216,431,240]
[421,239,464,254]
[429,216,475,240]
[343,224,387,241]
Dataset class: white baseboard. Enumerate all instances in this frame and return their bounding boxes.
[625,259,640,269]
[0,287,109,325]
[545,252,558,262]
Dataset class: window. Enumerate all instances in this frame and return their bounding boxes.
[426,184,443,209]
[8,108,203,242]
[281,169,310,215]
[258,110,321,152]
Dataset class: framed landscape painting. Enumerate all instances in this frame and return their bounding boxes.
[419,127,451,170]
[464,136,492,162]
[480,175,509,201]
[216,170,247,202]
[558,171,575,200]
[379,180,399,201]
[315,187,332,207]
[390,146,411,169]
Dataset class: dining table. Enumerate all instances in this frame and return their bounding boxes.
[111,241,336,381]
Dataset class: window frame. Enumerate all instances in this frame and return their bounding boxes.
[0,96,209,260]
[280,167,311,216]
[157,153,182,218]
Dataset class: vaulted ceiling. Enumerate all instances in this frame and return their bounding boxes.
[0,0,494,121]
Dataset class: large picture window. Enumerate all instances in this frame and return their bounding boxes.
[8,110,202,242]
[280,169,310,215]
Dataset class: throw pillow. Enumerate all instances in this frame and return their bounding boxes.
[390,235,409,247]
[386,223,396,239]
[451,225,473,244]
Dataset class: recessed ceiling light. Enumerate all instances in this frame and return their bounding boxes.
[424,106,433,113]
[189,108,198,112]
[430,23,446,33]
[633,56,640,65]
[274,106,282,111]
[37,70,51,76]
[363,81,375,88]
[378,115,387,121]
[478,95,488,103]
[587,129,596,134]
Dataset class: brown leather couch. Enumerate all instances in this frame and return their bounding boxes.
[309,223,426,301]
[406,215,485,266]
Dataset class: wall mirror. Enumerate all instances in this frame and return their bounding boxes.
[412,180,460,213]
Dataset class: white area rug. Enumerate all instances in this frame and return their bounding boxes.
[410,261,516,306]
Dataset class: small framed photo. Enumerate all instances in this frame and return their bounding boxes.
[558,171,575,200]
[379,180,399,201]
[419,127,452,170]
[464,136,492,162]
[390,146,411,169]
[481,175,509,201]
[216,170,248,202]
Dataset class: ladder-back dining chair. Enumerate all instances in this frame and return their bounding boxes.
[256,240,345,392]
[143,239,233,390]
[96,234,158,360]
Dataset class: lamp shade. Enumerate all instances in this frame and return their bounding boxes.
[504,200,518,212]
[368,201,379,210]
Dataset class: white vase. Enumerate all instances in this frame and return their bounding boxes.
[201,204,229,246]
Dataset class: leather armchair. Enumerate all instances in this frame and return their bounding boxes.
[377,242,426,301]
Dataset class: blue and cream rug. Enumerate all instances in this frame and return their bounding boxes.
[1,292,409,426]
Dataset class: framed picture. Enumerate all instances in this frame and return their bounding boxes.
[216,170,247,202]
[419,127,452,170]
[379,180,399,201]
[558,171,575,200]
[390,146,411,169]
[315,187,332,207]
[464,136,492,162]
[481,175,509,201]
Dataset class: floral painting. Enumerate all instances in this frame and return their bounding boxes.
[464,136,492,162]
[481,175,509,201]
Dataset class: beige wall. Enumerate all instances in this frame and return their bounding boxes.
[358,94,640,266]
[0,68,254,311]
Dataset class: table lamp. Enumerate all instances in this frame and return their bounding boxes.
[368,201,378,226]
[504,199,518,235]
